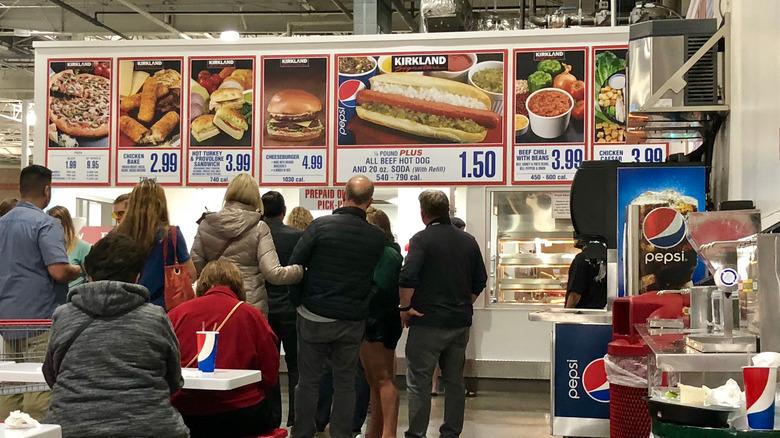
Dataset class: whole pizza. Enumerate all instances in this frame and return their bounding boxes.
[49,69,110,138]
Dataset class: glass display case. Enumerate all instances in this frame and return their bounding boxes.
[488,189,579,306]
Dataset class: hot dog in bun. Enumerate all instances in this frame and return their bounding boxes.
[266,89,324,142]
[355,73,499,143]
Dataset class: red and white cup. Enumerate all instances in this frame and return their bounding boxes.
[744,366,777,430]
[196,331,219,373]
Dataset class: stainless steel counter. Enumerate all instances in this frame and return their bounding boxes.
[528,308,612,324]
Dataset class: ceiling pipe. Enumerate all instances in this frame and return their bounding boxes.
[390,0,417,31]
[46,0,128,39]
[114,0,191,39]
[331,0,354,21]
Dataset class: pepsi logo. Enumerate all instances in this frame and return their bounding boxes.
[338,79,366,107]
[583,358,609,403]
[642,207,687,249]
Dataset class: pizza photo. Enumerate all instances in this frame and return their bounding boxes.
[48,60,112,148]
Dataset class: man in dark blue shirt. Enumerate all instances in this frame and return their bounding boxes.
[399,190,487,438]
[0,165,81,420]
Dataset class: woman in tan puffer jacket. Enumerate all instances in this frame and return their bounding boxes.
[190,174,303,316]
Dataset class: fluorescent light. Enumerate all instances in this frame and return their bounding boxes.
[26,111,36,127]
[220,31,240,41]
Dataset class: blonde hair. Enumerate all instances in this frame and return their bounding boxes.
[366,207,394,243]
[286,206,314,231]
[115,179,170,256]
[196,260,246,301]
[48,205,77,254]
[224,173,262,213]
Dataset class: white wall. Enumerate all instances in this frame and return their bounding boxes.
[727,1,780,226]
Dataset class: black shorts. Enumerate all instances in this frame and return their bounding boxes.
[365,313,402,350]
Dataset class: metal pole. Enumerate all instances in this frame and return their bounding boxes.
[519,0,525,29]
[610,0,617,26]
[20,99,29,169]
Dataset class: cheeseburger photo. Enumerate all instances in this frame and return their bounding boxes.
[355,73,500,143]
[266,89,325,142]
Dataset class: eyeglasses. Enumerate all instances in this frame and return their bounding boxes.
[111,211,126,220]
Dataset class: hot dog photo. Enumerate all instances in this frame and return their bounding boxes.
[188,58,254,147]
[117,59,182,148]
[514,49,586,144]
[261,57,328,147]
[336,52,506,146]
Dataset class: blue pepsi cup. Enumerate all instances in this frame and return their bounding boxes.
[744,366,776,430]
[337,56,377,145]
[197,331,219,373]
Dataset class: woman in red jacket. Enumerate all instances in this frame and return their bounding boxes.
[168,260,280,438]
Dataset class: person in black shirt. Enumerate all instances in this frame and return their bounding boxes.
[565,238,607,309]
[399,190,487,438]
[261,191,303,427]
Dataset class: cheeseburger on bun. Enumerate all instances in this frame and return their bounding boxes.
[266,89,324,142]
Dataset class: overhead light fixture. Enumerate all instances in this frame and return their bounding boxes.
[26,111,36,127]
[220,31,240,42]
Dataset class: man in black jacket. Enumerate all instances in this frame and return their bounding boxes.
[289,175,385,438]
[399,190,487,438]
[262,190,304,428]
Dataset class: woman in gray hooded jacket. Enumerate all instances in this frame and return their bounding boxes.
[191,173,303,316]
[43,233,189,438]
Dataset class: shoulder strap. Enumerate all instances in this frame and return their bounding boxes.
[183,301,244,368]
[162,226,179,267]
[56,316,95,375]
[212,219,261,262]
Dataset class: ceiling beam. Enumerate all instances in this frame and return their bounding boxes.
[45,0,128,39]
[114,0,191,39]
[331,0,354,21]
[390,0,416,31]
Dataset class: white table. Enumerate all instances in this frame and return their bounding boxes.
[0,362,261,390]
[0,424,62,438]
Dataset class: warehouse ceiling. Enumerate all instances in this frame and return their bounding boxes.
[0,0,567,165]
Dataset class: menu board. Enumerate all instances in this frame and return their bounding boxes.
[333,50,507,185]
[593,47,628,145]
[186,57,255,185]
[115,58,183,185]
[260,56,328,185]
[46,59,112,185]
[512,48,587,185]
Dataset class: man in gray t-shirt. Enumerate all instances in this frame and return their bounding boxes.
[0,165,81,420]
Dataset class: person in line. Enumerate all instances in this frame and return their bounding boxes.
[289,175,385,438]
[168,260,280,438]
[114,179,196,310]
[286,206,314,232]
[400,190,487,438]
[261,190,304,427]
[361,207,403,438]
[0,197,17,216]
[190,174,302,317]
[565,237,607,309]
[47,206,91,295]
[112,193,129,225]
[42,233,188,438]
[0,165,81,420]
[431,217,467,398]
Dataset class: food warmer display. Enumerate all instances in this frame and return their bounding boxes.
[488,189,579,306]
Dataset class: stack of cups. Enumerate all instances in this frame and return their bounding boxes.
[743,365,777,430]
[197,331,219,373]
